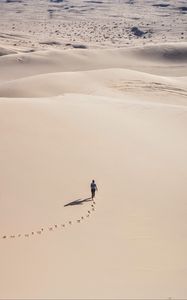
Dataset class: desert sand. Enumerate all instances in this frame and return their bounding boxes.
[0,0,187,299]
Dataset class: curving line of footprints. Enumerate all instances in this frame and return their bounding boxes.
[1,200,96,241]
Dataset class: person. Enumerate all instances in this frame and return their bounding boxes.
[90,179,98,199]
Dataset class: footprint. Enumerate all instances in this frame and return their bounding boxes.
[1,192,95,240]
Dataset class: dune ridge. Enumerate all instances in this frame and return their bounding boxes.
[0,68,186,100]
[0,42,187,82]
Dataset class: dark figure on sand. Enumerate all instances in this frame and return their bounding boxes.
[90,180,98,199]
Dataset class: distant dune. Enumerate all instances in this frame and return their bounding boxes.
[0,43,187,83]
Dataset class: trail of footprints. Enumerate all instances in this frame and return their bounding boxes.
[1,201,96,240]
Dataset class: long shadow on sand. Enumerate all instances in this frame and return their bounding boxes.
[64,197,92,207]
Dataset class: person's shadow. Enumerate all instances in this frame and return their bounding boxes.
[64,197,92,207]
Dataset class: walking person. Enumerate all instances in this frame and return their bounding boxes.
[90,179,98,199]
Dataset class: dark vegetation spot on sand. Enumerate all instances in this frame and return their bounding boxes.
[131,26,146,37]
[6,0,22,2]
[50,0,64,3]
[152,4,170,8]
[39,41,61,45]
[84,0,103,3]
[65,43,88,49]
[178,6,187,12]
[72,44,88,49]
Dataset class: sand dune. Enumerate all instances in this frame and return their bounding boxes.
[1,92,187,299]
[0,0,187,298]
[1,41,187,299]
[0,68,187,102]
[0,43,187,82]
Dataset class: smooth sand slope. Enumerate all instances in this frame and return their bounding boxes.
[0,42,187,299]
